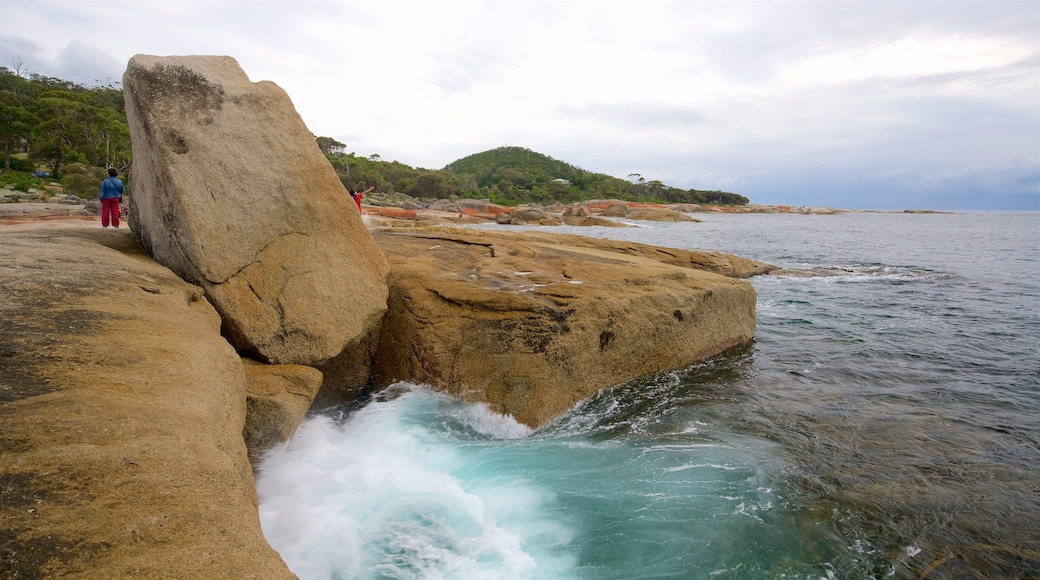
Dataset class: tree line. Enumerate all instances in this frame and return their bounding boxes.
[320,142,749,206]
[0,67,131,196]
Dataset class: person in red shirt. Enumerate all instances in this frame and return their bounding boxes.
[348,186,374,212]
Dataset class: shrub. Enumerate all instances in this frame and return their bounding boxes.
[0,171,41,192]
[8,157,33,172]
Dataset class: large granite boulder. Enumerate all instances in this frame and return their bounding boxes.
[371,228,762,427]
[122,54,389,368]
[0,227,294,578]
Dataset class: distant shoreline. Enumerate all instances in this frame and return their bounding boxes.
[0,200,963,231]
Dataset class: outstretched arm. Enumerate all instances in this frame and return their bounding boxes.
[361,186,375,195]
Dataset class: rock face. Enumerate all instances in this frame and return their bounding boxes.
[122,54,389,369]
[242,359,323,464]
[530,233,777,278]
[371,228,759,427]
[0,228,294,578]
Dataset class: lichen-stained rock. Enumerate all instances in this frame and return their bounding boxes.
[0,228,294,579]
[371,228,759,427]
[624,208,701,222]
[122,54,389,366]
[242,359,323,464]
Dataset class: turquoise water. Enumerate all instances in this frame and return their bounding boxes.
[257,212,1040,579]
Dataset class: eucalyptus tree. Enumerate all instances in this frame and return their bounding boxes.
[0,90,33,171]
[31,90,91,176]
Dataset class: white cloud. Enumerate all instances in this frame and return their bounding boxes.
[1,0,1036,209]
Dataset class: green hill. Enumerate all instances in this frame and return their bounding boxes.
[444,146,748,206]
[444,147,625,204]
[323,141,748,207]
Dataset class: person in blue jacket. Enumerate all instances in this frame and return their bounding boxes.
[99,167,124,228]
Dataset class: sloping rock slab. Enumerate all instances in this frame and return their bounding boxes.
[371,228,759,427]
[0,228,293,578]
[512,232,777,278]
[123,54,388,366]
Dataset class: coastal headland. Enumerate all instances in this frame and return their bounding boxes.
[0,55,780,576]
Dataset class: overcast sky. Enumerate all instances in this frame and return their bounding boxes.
[2,1,1037,210]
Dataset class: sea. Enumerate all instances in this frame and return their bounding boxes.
[255,211,1040,579]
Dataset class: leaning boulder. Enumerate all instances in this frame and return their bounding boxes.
[123,54,389,367]
[371,228,759,427]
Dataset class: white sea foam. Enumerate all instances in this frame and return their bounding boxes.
[256,385,574,580]
[444,399,533,440]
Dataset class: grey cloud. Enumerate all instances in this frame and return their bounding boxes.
[0,35,46,74]
[428,48,512,94]
[666,1,1038,85]
[52,41,125,86]
[0,35,122,86]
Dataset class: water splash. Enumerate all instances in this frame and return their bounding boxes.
[256,381,850,579]
[257,386,572,580]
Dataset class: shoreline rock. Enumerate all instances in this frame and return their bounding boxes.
[0,227,295,578]
[371,227,763,427]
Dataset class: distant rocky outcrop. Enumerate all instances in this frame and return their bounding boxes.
[0,228,295,578]
[122,55,389,378]
[371,228,760,427]
[357,196,861,227]
[625,207,700,222]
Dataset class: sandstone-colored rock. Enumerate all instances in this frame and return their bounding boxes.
[123,54,389,368]
[242,359,323,464]
[625,208,701,222]
[562,214,630,227]
[562,204,589,217]
[371,228,759,427]
[527,232,777,278]
[312,326,382,409]
[0,228,294,578]
[457,198,509,220]
[509,206,562,226]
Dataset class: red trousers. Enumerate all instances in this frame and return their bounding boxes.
[101,198,121,227]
